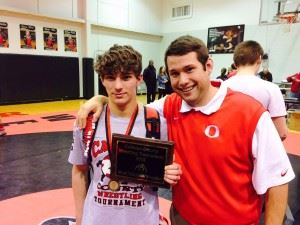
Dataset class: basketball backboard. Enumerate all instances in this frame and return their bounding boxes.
[260,0,300,24]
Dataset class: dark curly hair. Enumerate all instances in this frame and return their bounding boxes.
[94,44,142,79]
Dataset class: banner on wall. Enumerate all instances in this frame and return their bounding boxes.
[20,24,36,49]
[0,22,9,48]
[43,27,58,51]
[64,30,77,52]
[207,24,245,54]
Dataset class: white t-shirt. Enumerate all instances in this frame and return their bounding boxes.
[69,105,167,225]
[148,84,294,194]
[222,74,286,117]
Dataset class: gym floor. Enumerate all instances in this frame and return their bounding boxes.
[0,96,299,225]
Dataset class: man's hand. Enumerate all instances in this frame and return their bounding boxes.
[164,163,182,185]
[76,96,107,129]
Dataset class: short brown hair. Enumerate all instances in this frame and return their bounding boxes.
[164,35,209,73]
[233,40,264,67]
[94,44,142,79]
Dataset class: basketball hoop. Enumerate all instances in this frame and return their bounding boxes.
[278,13,298,32]
[279,13,298,23]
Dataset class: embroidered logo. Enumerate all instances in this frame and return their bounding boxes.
[281,169,288,177]
[204,125,220,138]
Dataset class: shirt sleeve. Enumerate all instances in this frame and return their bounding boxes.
[252,112,295,194]
[147,96,167,117]
[68,125,88,165]
[268,85,287,117]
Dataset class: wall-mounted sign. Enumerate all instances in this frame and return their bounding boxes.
[43,27,58,51]
[20,24,36,49]
[207,24,245,54]
[0,22,9,48]
[64,30,77,52]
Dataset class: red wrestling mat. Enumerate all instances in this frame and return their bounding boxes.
[2,110,299,157]
[0,188,75,225]
[284,131,300,156]
[2,111,76,135]
[0,188,171,225]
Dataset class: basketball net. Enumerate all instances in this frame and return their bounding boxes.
[279,13,298,33]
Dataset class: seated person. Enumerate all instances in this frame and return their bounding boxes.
[259,69,273,82]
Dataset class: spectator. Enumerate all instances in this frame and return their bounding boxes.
[287,72,300,99]
[143,60,157,103]
[157,66,169,99]
[227,63,237,78]
[216,67,228,80]
[259,68,273,82]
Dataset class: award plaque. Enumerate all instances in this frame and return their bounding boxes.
[111,133,174,188]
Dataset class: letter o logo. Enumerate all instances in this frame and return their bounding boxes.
[204,125,220,138]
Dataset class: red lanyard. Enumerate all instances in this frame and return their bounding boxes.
[105,104,138,151]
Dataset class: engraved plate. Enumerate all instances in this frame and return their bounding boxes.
[111,133,174,188]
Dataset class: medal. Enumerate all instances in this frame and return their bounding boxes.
[108,180,120,191]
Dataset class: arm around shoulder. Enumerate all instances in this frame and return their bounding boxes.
[76,95,108,129]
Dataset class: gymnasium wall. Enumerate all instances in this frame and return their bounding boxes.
[0,0,82,19]
[0,8,84,103]
[84,0,163,94]
[1,0,299,102]
[85,0,162,35]
[160,23,300,83]
[0,15,83,57]
[160,0,300,83]
[89,26,162,93]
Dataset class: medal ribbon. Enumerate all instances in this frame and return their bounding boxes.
[105,104,139,153]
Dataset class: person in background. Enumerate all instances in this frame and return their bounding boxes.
[69,44,181,225]
[259,68,273,82]
[157,66,169,99]
[216,67,228,81]
[165,73,173,95]
[0,117,6,136]
[223,40,288,141]
[227,63,237,78]
[143,60,157,103]
[76,36,294,225]
[287,72,300,99]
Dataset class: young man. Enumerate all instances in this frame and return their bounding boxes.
[77,36,294,225]
[223,40,288,140]
[69,44,181,225]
